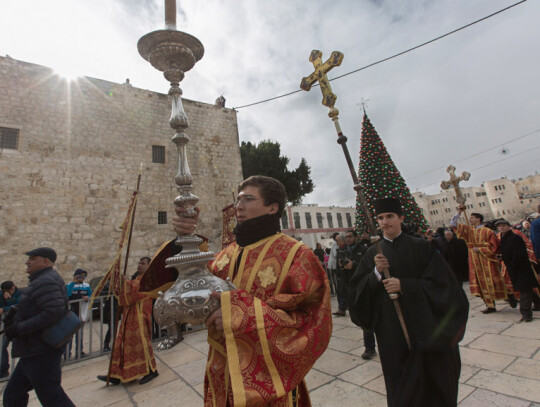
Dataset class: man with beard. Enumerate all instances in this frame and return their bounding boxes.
[349,198,468,407]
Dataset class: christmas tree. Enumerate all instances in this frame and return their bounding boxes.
[355,112,428,234]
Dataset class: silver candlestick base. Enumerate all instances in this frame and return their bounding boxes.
[137,8,234,348]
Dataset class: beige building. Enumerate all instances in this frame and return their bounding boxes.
[413,174,540,228]
[0,56,243,284]
[515,173,540,214]
[281,204,356,249]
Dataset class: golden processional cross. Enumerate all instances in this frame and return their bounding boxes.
[441,165,473,229]
[300,50,411,350]
[440,165,471,206]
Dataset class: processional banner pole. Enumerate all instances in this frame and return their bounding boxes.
[300,50,411,349]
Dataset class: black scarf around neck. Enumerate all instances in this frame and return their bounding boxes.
[234,214,281,247]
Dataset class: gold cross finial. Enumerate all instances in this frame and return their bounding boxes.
[440,165,471,205]
[300,50,344,108]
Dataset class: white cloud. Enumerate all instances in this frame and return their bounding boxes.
[1,0,538,207]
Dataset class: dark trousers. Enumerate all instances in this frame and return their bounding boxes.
[520,289,533,319]
[68,322,84,357]
[336,269,351,311]
[3,350,75,407]
[1,335,10,374]
[364,329,376,351]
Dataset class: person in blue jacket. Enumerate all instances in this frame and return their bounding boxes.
[66,268,92,358]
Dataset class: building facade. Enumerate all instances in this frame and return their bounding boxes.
[280,204,356,249]
[0,56,243,284]
[413,173,540,228]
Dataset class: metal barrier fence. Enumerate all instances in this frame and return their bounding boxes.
[0,295,175,381]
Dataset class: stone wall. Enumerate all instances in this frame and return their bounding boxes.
[0,56,243,285]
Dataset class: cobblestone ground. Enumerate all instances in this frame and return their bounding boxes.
[1,283,539,406]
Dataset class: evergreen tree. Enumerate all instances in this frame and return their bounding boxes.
[240,140,314,205]
[355,113,428,234]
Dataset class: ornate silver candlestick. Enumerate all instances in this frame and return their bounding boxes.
[138,0,234,349]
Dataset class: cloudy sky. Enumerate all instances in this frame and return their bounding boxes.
[1,0,538,207]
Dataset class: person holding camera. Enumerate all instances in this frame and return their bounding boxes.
[334,230,377,359]
[334,230,366,317]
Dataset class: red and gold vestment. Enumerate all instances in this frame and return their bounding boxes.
[455,224,511,307]
[109,276,157,382]
[205,233,332,407]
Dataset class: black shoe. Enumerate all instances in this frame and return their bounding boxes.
[519,316,533,323]
[80,351,87,358]
[139,371,159,385]
[332,310,346,317]
[97,375,120,385]
[103,346,111,352]
[482,307,497,314]
[507,295,518,309]
[361,349,377,360]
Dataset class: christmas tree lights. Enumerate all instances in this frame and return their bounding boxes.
[355,112,428,234]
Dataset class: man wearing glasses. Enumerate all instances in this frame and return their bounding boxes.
[148,175,332,407]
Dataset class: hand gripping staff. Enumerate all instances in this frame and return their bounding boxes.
[300,50,411,349]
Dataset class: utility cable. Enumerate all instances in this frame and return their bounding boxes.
[407,128,540,181]
[233,0,527,110]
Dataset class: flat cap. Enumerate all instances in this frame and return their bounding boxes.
[25,247,57,263]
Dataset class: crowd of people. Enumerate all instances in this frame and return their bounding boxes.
[1,174,538,406]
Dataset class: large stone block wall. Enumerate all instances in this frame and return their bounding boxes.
[0,56,243,285]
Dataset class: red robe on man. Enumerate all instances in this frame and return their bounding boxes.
[109,276,157,382]
[455,223,511,307]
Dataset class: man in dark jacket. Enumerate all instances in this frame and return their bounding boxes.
[3,247,75,407]
[497,220,540,322]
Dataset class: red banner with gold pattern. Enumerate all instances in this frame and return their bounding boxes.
[222,203,237,249]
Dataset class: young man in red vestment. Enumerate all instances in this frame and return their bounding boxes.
[450,205,512,313]
[97,257,159,385]
[172,175,332,407]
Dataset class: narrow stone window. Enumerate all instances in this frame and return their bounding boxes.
[152,145,165,163]
[158,211,167,224]
[0,127,19,150]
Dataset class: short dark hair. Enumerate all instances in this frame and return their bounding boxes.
[470,213,484,223]
[238,176,287,216]
[1,281,14,291]
[140,256,151,263]
[332,232,340,240]
[346,229,358,237]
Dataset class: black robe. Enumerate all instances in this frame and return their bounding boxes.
[500,231,540,291]
[445,237,469,282]
[349,233,469,407]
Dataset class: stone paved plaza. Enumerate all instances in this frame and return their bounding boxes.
[2,285,539,406]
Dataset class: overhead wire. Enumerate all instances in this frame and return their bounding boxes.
[233,0,528,110]
[407,128,540,181]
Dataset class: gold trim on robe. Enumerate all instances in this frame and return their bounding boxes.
[204,233,332,406]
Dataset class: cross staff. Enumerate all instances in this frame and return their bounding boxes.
[440,165,472,227]
[300,49,411,350]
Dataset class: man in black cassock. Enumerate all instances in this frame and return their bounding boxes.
[444,229,469,284]
[497,219,539,322]
[349,198,469,407]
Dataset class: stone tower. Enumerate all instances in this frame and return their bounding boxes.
[0,56,243,284]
